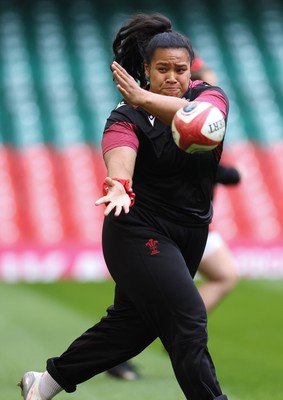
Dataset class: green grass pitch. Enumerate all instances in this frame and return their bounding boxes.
[2,278,283,400]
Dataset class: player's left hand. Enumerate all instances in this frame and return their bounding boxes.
[95,177,131,216]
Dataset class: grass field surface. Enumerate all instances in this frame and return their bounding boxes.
[2,278,283,400]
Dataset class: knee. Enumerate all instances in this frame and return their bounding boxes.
[222,267,240,293]
[169,333,209,378]
[208,260,240,293]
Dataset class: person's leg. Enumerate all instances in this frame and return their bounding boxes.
[149,237,225,400]
[106,360,140,380]
[198,233,239,312]
[19,296,154,399]
[19,211,158,399]
[46,284,156,392]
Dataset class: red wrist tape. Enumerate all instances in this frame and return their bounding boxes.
[103,178,136,207]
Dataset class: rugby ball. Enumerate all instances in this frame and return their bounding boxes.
[171,101,226,153]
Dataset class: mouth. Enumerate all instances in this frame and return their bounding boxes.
[162,86,180,94]
[163,86,179,90]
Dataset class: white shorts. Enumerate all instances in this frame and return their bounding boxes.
[202,231,224,259]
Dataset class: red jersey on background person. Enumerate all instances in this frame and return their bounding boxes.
[191,53,218,85]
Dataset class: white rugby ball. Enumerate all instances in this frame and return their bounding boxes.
[171,101,226,153]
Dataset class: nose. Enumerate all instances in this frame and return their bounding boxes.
[166,71,177,82]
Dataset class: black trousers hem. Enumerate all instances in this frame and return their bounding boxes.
[47,357,76,393]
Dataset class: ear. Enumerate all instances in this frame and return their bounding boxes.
[144,62,150,78]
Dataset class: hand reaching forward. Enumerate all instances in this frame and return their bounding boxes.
[95,177,131,216]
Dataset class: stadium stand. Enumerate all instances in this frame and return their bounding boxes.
[0,0,283,279]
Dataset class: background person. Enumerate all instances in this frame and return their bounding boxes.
[190,53,218,86]
[19,13,229,400]
[190,56,241,313]
[198,163,241,312]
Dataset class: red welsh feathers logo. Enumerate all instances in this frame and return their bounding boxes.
[145,238,160,255]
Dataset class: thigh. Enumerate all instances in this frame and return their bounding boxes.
[198,242,238,281]
[201,231,224,259]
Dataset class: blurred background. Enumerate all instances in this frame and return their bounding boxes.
[0,0,283,281]
[2,1,283,400]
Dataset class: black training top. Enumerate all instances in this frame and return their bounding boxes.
[103,82,229,227]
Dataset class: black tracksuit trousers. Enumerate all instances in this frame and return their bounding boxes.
[47,206,228,400]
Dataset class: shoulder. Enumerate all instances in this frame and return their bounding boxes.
[105,99,155,134]
[110,100,137,118]
[187,80,227,98]
[184,81,229,117]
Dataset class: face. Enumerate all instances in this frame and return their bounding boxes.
[144,48,191,97]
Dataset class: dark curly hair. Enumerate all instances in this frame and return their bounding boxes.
[112,13,194,87]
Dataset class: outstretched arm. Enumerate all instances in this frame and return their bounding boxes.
[95,146,137,216]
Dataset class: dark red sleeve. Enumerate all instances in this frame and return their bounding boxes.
[189,81,228,119]
[102,122,139,155]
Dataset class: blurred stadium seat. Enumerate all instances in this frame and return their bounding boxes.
[0,0,282,279]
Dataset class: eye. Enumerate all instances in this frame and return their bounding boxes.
[177,67,187,74]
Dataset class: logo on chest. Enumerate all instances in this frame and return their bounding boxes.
[148,115,155,126]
